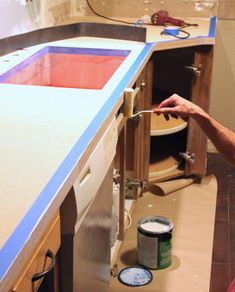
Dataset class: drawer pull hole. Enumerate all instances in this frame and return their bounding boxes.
[32,249,55,282]
[79,167,91,186]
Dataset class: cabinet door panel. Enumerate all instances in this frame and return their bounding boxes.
[185,46,214,176]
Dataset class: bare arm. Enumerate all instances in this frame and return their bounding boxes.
[154,94,235,165]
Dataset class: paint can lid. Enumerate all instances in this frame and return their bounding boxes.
[118,266,153,287]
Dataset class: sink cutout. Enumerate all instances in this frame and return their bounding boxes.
[0,46,130,89]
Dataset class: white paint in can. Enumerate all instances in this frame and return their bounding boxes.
[137,216,173,270]
[140,221,169,233]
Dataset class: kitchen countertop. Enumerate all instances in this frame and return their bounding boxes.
[59,16,216,47]
[0,16,216,290]
[0,37,151,290]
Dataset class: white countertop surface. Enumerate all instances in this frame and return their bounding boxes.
[0,37,151,289]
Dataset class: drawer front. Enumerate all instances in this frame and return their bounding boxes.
[12,212,60,292]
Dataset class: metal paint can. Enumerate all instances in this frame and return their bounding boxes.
[137,216,173,269]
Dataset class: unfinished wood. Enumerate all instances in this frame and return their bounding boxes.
[149,45,212,181]
[149,169,185,183]
[149,177,194,196]
[149,154,180,178]
[151,110,188,136]
[12,211,60,292]
[125,61,153,198]
[110,175,217,292]
[134,61,153,188]
[149,132,184,180]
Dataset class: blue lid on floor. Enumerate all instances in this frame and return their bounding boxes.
[118,266,153,287]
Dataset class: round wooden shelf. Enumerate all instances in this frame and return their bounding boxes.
[150,111,188,136]
[149,154,180,178]
[149,135,183,179]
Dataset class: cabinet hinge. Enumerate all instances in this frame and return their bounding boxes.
[110,264,119,277]
[179,151,195,164]
[140,80,146,90]
[185,64,202,77]
[126,178,147,189]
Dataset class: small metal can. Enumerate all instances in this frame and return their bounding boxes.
[137,216,173,270]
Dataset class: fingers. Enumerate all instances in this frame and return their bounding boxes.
[153,107,179,120]
[164,113,169,121]
[171,113,179,119]
[153,94,186,120]
[158,96,177,109]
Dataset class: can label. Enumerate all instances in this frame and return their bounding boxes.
[138,232,172,269]
[137,215,173,270]
[157,239,172,269]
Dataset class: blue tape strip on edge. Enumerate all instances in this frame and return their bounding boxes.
[208,16,217,38]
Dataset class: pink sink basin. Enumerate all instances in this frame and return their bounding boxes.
[0,46,130,89]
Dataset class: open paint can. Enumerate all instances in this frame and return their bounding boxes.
[137,216,173,269]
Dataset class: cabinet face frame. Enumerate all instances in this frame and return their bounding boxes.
[125,60,153,197]
[113,61,153,241]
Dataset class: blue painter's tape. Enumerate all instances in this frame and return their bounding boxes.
[164,26,180,36]
[0,47,47,82]
[0,42,153,282]
[208,16,217,38]
[0,46,131,83]
[47,46,131,57]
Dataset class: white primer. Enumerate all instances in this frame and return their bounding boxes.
[140,221,169,233]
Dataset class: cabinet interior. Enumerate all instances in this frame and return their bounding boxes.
[150,48,196,182]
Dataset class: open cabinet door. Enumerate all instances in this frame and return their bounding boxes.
[185,45,214,177]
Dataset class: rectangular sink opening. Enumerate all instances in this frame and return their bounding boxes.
[0,46,130,89]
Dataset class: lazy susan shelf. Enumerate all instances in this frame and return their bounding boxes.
[149,135,183,179]
[151,110,188,136]
[149,154,180,179]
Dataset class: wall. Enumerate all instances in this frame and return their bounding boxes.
[79,0,218,18]
[0,0,40,39]
[210,0,235,131]
[210,20,235,131]
[0,0,218,39]
[0,0,76,39]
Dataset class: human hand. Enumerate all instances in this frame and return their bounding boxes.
[153,94,201,121]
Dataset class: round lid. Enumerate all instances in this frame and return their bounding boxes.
[118,266,153,287]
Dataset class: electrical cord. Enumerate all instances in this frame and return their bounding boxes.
[125,208,132,230]
[160,28,190,39]
[85,0,136,25]
[85,0,160,27]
